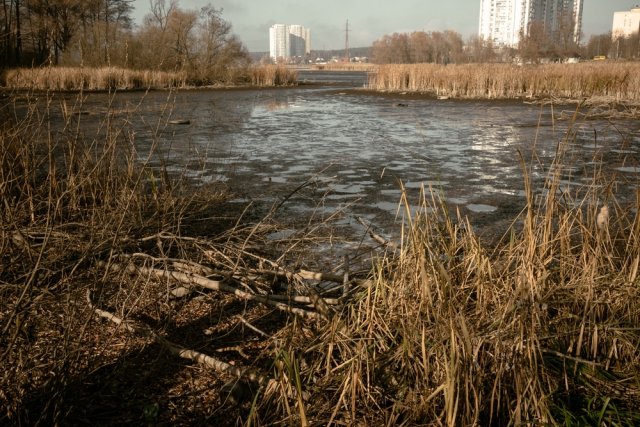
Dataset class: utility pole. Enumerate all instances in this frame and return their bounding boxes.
[344,19,350,62]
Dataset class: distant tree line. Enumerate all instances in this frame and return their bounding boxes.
[585,32,640,60]
[1,0,136,67]
[518,19,639,62]
[1,0,249,83]
[371,31,478,64]
[517,15,581,63]
[372,22,640,65]
[3,1,638,73]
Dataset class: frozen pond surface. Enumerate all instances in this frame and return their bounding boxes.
[32,71,640,260]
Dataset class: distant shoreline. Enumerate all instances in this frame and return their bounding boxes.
[4,63,640,108]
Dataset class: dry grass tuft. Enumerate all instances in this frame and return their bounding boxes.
[247,65,297,86]
[256,123,640,425]
[0,92,233,423]
[369,62,640,102]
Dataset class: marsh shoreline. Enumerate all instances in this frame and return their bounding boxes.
[2,67,640,425]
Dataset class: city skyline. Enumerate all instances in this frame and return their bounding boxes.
[131,1,638,52]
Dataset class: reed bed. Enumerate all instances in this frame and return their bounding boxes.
[2,65,299,91]
[257,124,640,425]
[369,62,640,102]
[1,93,639,425]
[2,66,188,91]
[279,201,639,423]
[247,64,297,86]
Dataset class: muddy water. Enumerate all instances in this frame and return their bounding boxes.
[29,71,640,264]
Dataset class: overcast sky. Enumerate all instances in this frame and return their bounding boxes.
[131,1,637,52]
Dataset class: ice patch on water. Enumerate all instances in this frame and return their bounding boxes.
[616,166,640,173]
[466,204,498,213]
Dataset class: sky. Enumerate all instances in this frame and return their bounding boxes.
[131,1,638,52]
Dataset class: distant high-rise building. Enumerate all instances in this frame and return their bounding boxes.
[269,24,311,61]
[269,24,290,60]
[612,6,640,39]
[479,0,583,47]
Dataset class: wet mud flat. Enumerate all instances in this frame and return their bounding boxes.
[13,71,640,267]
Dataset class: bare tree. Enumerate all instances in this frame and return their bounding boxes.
[146,0,176,31]
[585,33,613,59]
[466,35,496,63]
[409,31,432,63]
[372,30,466,65]
[554,10,580,59]
[166,7,197,70]
[134,0,178,68]
[131,2,248,82]
[443,30,464,64]
[0,0,23,66]
[191,5,248,83]
[22,0,84,64]
[103,0,134,62]
[613,33,640,60]
[518,21,553,63]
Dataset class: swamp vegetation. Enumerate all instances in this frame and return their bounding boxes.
[1,79,640,426]
[1,64,298,91]
[368,62,640,103]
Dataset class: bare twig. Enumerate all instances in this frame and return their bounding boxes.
[356,216,399,249]
[86,290,274,386]
[140,266,324,320]
[238,316,271,338]
[541,348,604,367]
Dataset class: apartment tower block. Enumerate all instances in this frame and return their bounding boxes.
[612,6,640,39]
[479,0,583,47]
[269,24,311,61]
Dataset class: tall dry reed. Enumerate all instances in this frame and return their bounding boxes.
[2,65,299,91]
[0,91,229,423]
[2,66,187,91]
[369,62,640,101]
[247,65,297,86]
[257,119,640,425]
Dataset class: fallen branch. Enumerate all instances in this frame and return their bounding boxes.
[129,253,217,276]
[140,266,325,320]
[254,266,372,288]
[263,293,341,306]
[238,316,271,338]
[204,249,372,287]
[86,290,273,385]
[296,269,344,283]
